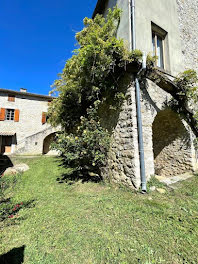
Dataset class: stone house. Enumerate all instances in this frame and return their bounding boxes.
[0,88,58,155]
[93,0,198,189]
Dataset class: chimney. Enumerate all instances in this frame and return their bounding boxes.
[20,88,27,93]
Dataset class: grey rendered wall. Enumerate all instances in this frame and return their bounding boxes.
[100,0,185,76]
[135,0,183,76]
[103,0,130,49]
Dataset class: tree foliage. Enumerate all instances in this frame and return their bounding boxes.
[48,6,198,180]
[48,7,139,179]
[48,7,142,130]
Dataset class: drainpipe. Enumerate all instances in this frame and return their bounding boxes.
[130,0,147,193]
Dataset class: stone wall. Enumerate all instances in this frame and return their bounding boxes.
[176,0,198,73]
[0,91,57,154]
[0,92,50,142]
[16,127,59,155]
[104,74,140,188]
[141,80,196,178]
[152,109,193,176]
[104,76,196,189]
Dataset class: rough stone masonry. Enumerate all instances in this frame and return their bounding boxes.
[96,0,198,189]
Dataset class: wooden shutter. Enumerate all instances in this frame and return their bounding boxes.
[0,108,5,121]
[42,112,46,124]
[14,109,20,122]
[8,95,15,102]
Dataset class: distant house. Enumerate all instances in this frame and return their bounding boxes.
[0,88,58,155]
[93,0,198,189]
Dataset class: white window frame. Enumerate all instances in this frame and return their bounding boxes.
[6,109,15,121]
[151,23,168,71]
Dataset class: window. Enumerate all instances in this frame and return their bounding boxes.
[151,23,168,70]
[152,33,164,68]
[0,108,20,122]
[6,109,15,121]
[8,95,15,102]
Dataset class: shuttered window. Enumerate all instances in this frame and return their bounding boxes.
[14,109,20,122]
[0,108,20,122]
[8,95,15,102]
[0,108,5,121]
[42,112,47,124]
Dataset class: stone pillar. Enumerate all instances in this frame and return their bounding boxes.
[104,75,141,189]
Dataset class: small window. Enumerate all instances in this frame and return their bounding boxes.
[152,33,164,69]
[8,95,15,102]
[151,23,167,70]
[152,32,165,68]
[6,109,15,121]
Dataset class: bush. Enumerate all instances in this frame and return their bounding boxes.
[53,107,110,180]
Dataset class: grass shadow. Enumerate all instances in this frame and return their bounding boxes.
[0,155,13,175]
[57,170,102,184]
[0,245,25,264]
[54,157,103,184]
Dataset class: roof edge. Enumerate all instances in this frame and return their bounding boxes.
[92,0,107,18]
[0,88,56,100]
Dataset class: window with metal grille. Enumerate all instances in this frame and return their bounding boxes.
[6,109,15,121]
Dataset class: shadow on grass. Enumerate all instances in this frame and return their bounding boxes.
[0,245,25,264]
[57,170,102,184]
[0,155,13,175]
[53,157,103,184]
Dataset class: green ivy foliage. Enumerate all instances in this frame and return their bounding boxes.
[53,106,110,179]
[48,7,142,130]
[174,69,198,100]
[48,7,138,179]
[174,69,198,126]
[48,5,198,180]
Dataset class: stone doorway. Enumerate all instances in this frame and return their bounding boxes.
[152,109,192,177]
[43,133,56,154]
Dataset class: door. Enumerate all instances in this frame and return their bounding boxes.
[1,136,12,153]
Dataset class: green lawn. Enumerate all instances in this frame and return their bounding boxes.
[0,156,198,264]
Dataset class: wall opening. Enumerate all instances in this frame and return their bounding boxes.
[42,133,56,155]
[152,109,192,177]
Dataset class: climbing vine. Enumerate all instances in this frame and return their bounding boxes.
[48,7,142,129]
[48,7,143,179]
[48,6,198,180]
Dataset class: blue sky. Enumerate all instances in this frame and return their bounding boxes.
[0,0,98,95]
